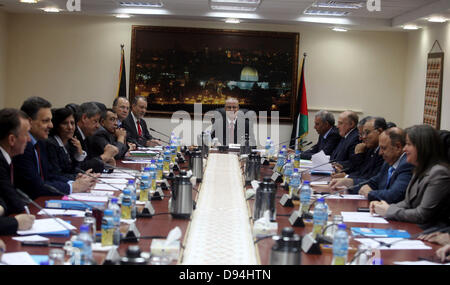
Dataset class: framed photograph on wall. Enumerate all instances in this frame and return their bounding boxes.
[423,50,444,129]
[130,26,299,122]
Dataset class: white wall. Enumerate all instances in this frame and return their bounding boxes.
[5,13,408,145]
[403,22,450,131]
[0,11,7,108]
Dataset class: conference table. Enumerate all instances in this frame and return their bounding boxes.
[0,148,443,266]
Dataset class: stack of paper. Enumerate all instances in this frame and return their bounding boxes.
[355,238,432,250]
[311,151,333,173]
[16,218,76,236]
[341,212,389,224]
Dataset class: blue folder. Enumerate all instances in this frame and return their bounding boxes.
[351,227,411,238]
[45,200,105,211]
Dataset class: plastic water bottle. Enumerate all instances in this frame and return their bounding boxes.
[275,150,286,173]
[299,180,312,215]
[265,137,272,157]
[77,224,93,265]
[101,209,114,247]
[312,197,328,238]
[288,168,301,198]
[125,180,137,219]
[163,147,171,171]
[71,240,84,265]
[283,159,293,186]
[331,223,349,265]
[156,156,164,180]
[170,141,177,163]
[139,167,150,202]
[294,149,301,168]
[281,145,288,157]
[108,197,121,246]
[121,189,132,220]
[149,160,157,190]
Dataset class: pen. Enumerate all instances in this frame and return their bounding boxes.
[24,206,30,215]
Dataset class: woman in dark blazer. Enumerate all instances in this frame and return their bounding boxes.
[46,108,86,180]
[370,124,450,229]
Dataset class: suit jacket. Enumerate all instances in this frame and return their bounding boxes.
[13,140,70,200]
[348,147,384,183]
[330,128,360,170]
[300,126,341,160]
[0,151,26,215]
[351,154,413,203]
[385,163,450,229]
[46,136,82,181]
[90,127,128,160]
[210,108,256,146]
[122,112,153,147]
[0,206,18,235]
[74,127,105,173]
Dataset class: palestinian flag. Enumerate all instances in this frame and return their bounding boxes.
[290,55,308,150]
[116,45,127,98]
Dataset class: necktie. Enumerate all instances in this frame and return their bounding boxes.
[35,143,44,179]
[10,163,14,184]
[386,166,395,186]
[137,120,142,137]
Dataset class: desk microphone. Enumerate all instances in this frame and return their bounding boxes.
[273,137,310,149]
[149,128,171,139]
[15,188,78,235]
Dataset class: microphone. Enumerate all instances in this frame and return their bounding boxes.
[75,168,125,192]
[149,128,170,139]
[15,188,78,235]
[274,137,310,149]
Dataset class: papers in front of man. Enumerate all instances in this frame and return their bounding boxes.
[354,238,432,250]
[0,252,37,265]
[16,218,76,236]
[311,151,334,173]
[37,208,85,217]
[341,212,389,224]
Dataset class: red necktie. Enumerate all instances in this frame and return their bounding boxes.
[137,120,142,137]
[35,144,44,179]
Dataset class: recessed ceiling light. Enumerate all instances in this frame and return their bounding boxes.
[116,14,131,18]
[312,2,363,9]
[118,1,163,8]
[211,5,258,12]
[211,0,261,3]
[225,18,240,24]
[332,27,347,32]
[428,16,447,23]
[42,7,60,13]
[20,0,38,3]
[403,25,419,30]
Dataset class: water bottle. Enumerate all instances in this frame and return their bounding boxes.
[275,150,286,173]
[125,180,137,219]
[294,149,301,168]
[283,159,293,186]
[289,168,301,198]
[149,159,157,190]
[331,223,349,265]
[265,137,272,157]
[108,197,121,246]
[170,142,177,163]
[269,139,275,157]
[139,168,150,202]
[163,147,171,171]
[156,156,164,180]
[281,145,288,157]
[78,224,93,265]
[101,209,114,247]
[312,197,328,238]
[121,189,132,220]
[71,240,84,265]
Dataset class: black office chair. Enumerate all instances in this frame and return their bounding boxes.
[439,129,450,163]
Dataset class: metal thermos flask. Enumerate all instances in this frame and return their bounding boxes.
[245,151,261,184]
[253,177,276,221]
[191,150,203,182]
[169,170,193,219]
[269,227,302,265]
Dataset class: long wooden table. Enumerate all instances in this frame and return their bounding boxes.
[0,150,443,265]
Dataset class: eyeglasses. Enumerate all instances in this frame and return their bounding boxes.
[361,129,377,137]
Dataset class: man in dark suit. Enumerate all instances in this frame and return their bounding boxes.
[210,97,256,146]
[0,108,35,235]
[122,96,161,147]
[330,110,360,170]
[300,110,340,160]
[13,97,95,199]
[112,96,130,128]
[90,109,130,160]
[331,127,413,204]
[75,102,118,171]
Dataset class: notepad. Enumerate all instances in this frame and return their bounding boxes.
[93,183,124,191]
[355,238,432,250]
[351,227,411,238]
[1,252,38,265]
[37,208,86,217]
[16,218,76,236]
[63,194,109,203]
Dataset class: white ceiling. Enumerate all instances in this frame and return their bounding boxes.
[0,0,449,30]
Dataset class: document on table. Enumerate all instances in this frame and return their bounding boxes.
[341,211,389,224]
[12,235,49,242]
[310,181,328,186]
[64,194,109,203]
[93,183,124,191]
[17,218,76,235]
[97,178,129,184]
[355,238,432,250]
[1,252,37,265]
[37,208,86,217]
[121,160,153,164]
[325,194,367,200]
[101,172,137,179]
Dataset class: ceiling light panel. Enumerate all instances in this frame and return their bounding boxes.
[304,8,350,16]
[116,1,163,8]
[312,1,364,9]
[209,0,261,12]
